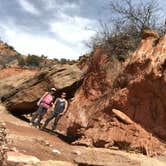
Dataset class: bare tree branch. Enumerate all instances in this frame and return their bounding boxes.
[109,0,160,31]
[85,0,164,61]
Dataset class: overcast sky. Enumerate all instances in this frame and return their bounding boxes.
[0,0,165,60]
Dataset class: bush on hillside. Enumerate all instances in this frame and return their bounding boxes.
[59,58,68,64]
[87,0,163,61]
[26,54,42,67]
[14,54,26,66]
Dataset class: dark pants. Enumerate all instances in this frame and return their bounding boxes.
[43,112,61,130]
[30,106,47,126]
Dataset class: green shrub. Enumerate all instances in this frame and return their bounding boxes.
[59,58,68,64]
[15,54,26,66]
[26,54,41,67]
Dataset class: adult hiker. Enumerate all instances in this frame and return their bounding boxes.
[42,92,68,130]
[29,88,56,128]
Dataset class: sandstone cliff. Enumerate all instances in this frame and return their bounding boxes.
[2,64,82,115]
[0,67,38,98]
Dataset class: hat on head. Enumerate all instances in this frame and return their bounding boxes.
[61,92,66,97]
[51,88,56,91]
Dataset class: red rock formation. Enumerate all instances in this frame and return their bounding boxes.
[59,30,166,156]
[0,41,18,56]
[112,30,166,140]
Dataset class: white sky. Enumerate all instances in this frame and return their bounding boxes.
[0,0,165,60]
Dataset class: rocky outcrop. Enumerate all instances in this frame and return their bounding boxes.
[24,160,76,166]
[7,151,40,164]
[0,41,20,68]
[0,68,37,97]
[2,64,82,115]
[0,122,7,166]
[57,30,166,156]
[112,30,166,140]
[0,41,18,57]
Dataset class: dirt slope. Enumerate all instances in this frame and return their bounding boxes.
[0,105,166,166]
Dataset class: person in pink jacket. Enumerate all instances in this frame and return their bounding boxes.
[29,88,56,128]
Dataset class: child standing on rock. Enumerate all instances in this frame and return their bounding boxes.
[42,92,68,130]
[29,88,56,128]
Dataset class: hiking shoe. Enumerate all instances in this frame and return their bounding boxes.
[42,126,46,130]
[36,125,40,129]
[29,122,33,126]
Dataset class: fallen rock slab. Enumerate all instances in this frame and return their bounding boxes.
[74,148,141,166]
[112,109,133,124]
[141,158,166,166]
[7,151,40,163]
[24,160,77,166]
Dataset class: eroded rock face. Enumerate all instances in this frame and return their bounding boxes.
[58,30,166,155]
[2,64,82,115]
[112,31,166,140]
[0,122,7,166]
[0,68,37,97]
[0,41,18,57]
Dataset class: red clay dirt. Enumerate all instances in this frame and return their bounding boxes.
[1,104,166,166]
[1,105,157,166]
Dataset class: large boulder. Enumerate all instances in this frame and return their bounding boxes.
[58,30,166,155]
[0,68,37,97]
[2,64,82,115]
